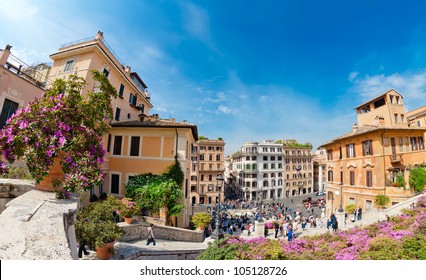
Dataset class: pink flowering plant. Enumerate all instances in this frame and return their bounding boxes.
[116,198,139,218]
[198,195,426,260]
[0,70,117,193]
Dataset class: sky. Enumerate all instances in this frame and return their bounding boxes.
[2,0,426,155]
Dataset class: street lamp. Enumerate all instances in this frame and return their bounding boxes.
[257,189,264,222]
[211,174,224,239]
[338,182,344,213]
[328,191,334,214]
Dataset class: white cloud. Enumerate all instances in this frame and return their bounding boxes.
[0,0,38,21]
[348,71,359,82]
[239,94,247,100]
[351,71,426,102]
[218,105,232,114]
[180,2,210,43]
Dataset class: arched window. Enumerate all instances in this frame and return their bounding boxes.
[328,170,333,182]
[271,179,276,187]
[293,174,297,179]
[278,172,283,177]
[263,180,269,187]
[271,173,276,178]
[278,178,283,186]
[263,173,268,179]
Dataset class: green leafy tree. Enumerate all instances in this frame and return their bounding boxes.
[125,163,185,224]
[375,195,390,208]
[409,167,426,193]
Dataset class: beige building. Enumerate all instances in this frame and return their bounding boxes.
[282,140,315,197]
[47,31,153,124]
[0,45,45,128]
[314,148,327,193]
[407,105,426,128]
[321,89,426,216]
[190,138,225,205]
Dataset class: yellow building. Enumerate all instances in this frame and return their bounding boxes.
[47,31,153,123]
[321,89,426,216]
[190,138,225,205]
[109,116,198,227]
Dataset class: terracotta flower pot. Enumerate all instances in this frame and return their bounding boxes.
[96,241,115,260]
[35,154,65,192]
[124,217,133,224]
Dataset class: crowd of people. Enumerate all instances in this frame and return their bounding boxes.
[204,197,331,241]
[203,197,366,242]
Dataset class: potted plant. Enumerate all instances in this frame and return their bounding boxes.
[395,173,406,188]
[375,194,390,209]
[191,212,212,230]
[117,198,139,224]
[0,70,117,195]
[75,196,124,259]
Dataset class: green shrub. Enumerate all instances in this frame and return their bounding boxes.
[402,234,426,259]
[345,204,357,214]
[191,212,212,229]
[1,166,33,179]
[409,167,426,192]
[360,237,403,260]
[375,195,390,208]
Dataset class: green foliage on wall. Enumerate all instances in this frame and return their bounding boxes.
[409,167,426,193]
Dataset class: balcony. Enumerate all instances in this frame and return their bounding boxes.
[390,154,403,164]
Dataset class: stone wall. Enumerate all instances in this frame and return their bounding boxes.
[0,179,35,213]
[118,222,205,243]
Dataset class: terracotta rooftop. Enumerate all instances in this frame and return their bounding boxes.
[112,118,198,140]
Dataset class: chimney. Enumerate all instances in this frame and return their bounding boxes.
[95,31,104,41]
[375,115,385,126]
[352,122,358,132]
[0,44,12,67]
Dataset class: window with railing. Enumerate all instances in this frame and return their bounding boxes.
[362,140,373,156]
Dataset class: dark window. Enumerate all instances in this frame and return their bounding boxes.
[129,93,137,106]
[418,137,425,150]
[346,143,356,158]
[362,140,373,156]
[114,107,121,121]
[373,98,385,108]
[130,136,140,156]
[113,136,122,155]
[327,149,333,161]
[64,59,74,72]
[328,171,333,182]
[350,171,355,186]
[339,147,342,159]
[107,134,111,152]
[103,68,109,78]
[366,171,373,187]
[216,154,221,161]
[0,99,19,128]
[411,137,418,151]
[209,154,213,161]
[111,174,120,194]
[118,84,125,97]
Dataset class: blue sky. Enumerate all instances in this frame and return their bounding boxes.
[2,0,426,155]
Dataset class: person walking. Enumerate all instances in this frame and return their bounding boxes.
[274,220,280,238]
[357,207,362,220]
[287,227,294,242]
[146,223,156,246]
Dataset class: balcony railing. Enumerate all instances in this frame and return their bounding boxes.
[390,154,403,163]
